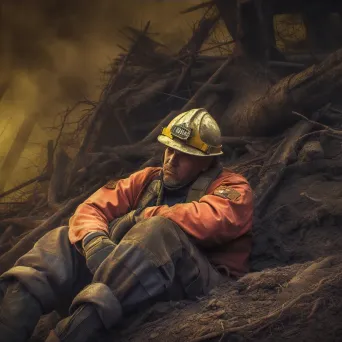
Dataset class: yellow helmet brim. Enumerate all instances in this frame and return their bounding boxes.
[157,134,223,157]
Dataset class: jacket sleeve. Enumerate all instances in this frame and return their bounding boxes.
[68,168,155,244]
[142,180,253,246]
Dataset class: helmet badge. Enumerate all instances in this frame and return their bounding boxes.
[170,123,192,141]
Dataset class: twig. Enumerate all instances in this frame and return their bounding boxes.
[53,102,81,156]
[74,21,151,171]
[268,61,305,69]
[292,111,335,132]
[198,41,235,55]
[0,183,101,275]
[292,110,342,137]
[182,54,235,112]
[142,111,180,144]
[254,105,331,217]
[142,55,235,145]
[0,174,48,200]
[180,1,214,14]
[330,106,342,115]
[307,297,324,319]
[117,44,128,52]
[172,15,219,95]
[0,217,43,229]
[192,82,230,93]
[285,159,342,177]
[296,129,329,144]
[157,92,190,101]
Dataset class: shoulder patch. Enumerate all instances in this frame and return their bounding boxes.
[214,186,241,201]
[104,180,118,189]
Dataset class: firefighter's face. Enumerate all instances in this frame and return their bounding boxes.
[162,147,213,187]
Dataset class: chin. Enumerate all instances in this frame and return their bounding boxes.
[163,175,180,187]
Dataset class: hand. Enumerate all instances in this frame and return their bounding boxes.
[133,207,145,223]
[82,231,116,274]
[109,209,146,242]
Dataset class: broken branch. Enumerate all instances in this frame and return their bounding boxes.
[0,183,101,274]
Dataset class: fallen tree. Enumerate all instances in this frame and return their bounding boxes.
[222,48,342,136]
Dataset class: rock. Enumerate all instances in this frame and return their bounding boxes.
[149,332,160,339]
[171,301,190,309]
[298,141,324,162]
[205,299,224,310]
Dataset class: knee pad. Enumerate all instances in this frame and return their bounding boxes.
[127,216,179,243]
[70,283,122,329]
[1,266,56,312]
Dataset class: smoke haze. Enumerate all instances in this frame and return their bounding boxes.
[0,0,202,191]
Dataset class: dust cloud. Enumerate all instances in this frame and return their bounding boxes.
[0,0,202,192]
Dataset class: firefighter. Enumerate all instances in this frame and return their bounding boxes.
[0,108,253,342]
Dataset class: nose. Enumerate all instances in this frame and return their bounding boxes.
[167,150,178,166]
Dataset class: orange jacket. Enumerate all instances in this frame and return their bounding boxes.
[69,167,253,277]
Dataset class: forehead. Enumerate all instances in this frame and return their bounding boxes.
[165,147,184,156]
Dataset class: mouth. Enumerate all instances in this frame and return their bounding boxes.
[164,168,176,175]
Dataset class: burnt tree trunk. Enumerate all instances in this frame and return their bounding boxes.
[215,0,276,61]
[221,48,342,136]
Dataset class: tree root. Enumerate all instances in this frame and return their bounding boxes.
[190,271,341,342]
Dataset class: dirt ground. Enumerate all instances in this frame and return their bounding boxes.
[23,132,342,342]
[108,144,342,342]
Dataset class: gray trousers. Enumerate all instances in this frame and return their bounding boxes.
[1,217,221,329]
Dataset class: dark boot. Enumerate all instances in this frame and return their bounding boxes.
[45,304,104,342]
[0,281,43,342]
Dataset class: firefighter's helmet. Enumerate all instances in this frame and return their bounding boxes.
[157,108,223,157]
